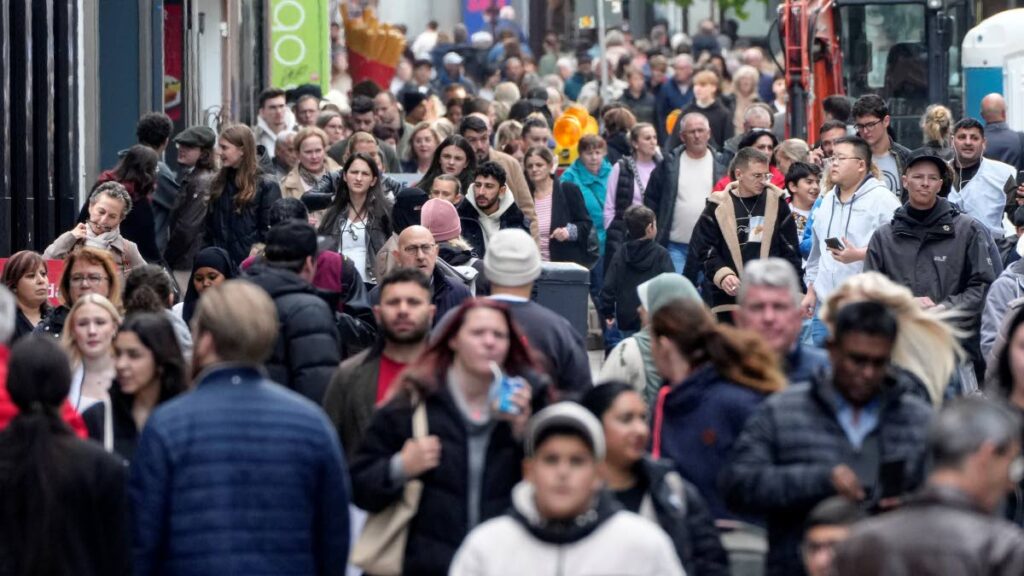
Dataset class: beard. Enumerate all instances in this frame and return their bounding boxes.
[382,321,430,345]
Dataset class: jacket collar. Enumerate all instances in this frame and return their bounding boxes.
[891,197,957,237]
[193,363,268,388]
[909,484,990,515]
[509,481,621,545]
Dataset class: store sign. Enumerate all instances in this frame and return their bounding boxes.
[269,0,330,93]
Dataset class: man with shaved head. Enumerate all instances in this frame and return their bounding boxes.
[368,225,471,324]
[980,93,1024,171]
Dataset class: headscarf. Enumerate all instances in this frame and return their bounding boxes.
[391,187,429,233]
[181,247,236,324]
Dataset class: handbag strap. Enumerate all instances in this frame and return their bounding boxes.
[412,400,428,439]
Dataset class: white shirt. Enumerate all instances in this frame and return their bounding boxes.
[670,152,714,243]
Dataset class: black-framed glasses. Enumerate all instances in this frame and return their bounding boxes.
[854,118,884,132]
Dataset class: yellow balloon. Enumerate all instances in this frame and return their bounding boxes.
[553,115,583,149]
[583,116,599,136]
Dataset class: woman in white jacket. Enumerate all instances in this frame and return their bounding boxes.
[450,403,686,576]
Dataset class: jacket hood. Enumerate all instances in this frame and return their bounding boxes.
[509,481,621,545]
[439,243,474,265]
[606,133,631,156]
[621,238,663,270]
[468,184,516,220]
[245,264,318,299]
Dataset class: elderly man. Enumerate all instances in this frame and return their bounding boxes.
[722,103,774,163]
[735,258,828,385]
[980,93,1024,171]
[834,397,1024,574]
[272,131,297,180]
[654,54,695,143]
[644,112,729,274]
[368,225,470,324]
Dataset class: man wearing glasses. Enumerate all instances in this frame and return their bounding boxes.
[834,397,1024,574]
[851,95,911,194]
[865,151,997,367]
[368,225,470,326]
[690,146,802,319]
[800,136,901,346]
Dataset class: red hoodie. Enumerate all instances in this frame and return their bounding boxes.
[0,346,88,437]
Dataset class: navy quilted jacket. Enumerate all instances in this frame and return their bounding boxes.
[129,364,350,576]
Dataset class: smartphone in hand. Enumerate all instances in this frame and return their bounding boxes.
[825,237,846,251]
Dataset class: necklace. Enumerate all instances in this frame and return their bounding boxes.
[734,192,761,220]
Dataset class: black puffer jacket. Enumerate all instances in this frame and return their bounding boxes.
[244,265,341,402]
[351,385,529,575]
[721,368,933,576]
[599,238,674,331]
[204,172,281,267]
[635,457,730,576]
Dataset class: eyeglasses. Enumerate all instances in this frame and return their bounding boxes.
[402,243,437,256]
[854,118,884,132]
[70,274,109,285]
[801,540,841,557]
[831,155,863,164]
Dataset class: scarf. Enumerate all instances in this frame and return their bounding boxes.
[181,247,236,324]
[84,223,121,250]
[298,164,325,189]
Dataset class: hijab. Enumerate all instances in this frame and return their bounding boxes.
[181,247,236,324]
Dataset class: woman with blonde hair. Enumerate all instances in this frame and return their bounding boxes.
[281,127,341,201]
[730,65,762,135]
[402,121,441,175]
[774,138,810,180]
[919,104,954,161]
[821,271,965,407]
[62,293,122,413]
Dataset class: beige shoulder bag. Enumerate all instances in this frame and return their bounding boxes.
[351,399,428,575]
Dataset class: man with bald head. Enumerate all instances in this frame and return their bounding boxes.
[980,93,1024,171]
[368,225,471,324]
[645,112,729,274]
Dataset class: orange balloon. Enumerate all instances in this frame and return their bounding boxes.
[583,116,599,136]
[565,104,590,126]
[553,115,583,149]
[665,109,682,136]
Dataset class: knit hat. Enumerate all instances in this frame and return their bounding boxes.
[642,273,702,314]
[401,90,428,114]
[421,198,462,242]
[264,219,318,263]
[526,402,606,460]
[484,228,541,287]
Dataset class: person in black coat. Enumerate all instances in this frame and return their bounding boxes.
[0,336,130,575]
[523,146,595,267]
[721,302,933,576]
[244,220,341,402]
[204,125,282,268]
[682,70,734,150]
[581,383,730,576]
[352,299,544,575]
[600,205,674,334]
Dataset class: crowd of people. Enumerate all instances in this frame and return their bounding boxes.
[5,12,1024,576]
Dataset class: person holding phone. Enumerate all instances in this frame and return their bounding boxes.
[690,146,802,319]
[800,136,901,347]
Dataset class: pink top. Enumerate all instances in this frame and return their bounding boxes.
[535,194,553,261]
[603,158,658,229]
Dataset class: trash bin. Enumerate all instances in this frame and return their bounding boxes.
[533,262,590,338]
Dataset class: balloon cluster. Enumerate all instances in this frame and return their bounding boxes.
[553,104,599,148]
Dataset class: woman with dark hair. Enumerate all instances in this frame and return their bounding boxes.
[523,146,593,266]
[713,128,784,191]
[1,250,50,342]
[174,247,235,325]
[205,124,282,267]
[581,382,730,576]
[165,128,218,290]
[45,182,146,278]
[123,265,193,361]
[35,247,123,340]
[415,134,478,197]
[351,299,544,576]
[650,298,786,521]
[82,313,187,461]
[0,336,130,574]
[89,144,162,262]
[315,152,393,284]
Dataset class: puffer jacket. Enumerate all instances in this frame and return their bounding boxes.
[866,197,998,334]
[982,258,1024,360]
[644,143,729,247]
[203,171,281,267]
[599,238,674,331]
[244,265,341,402]
[449,482,685,576]
[834,485,1024,576]
[721,367,933,576]
[635,457,730,576]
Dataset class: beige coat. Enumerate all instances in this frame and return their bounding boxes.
[43,230,146,280]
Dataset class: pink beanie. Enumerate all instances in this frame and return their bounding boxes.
[421,198,462,242]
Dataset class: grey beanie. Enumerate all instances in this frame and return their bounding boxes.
[484,228,541,287]
[526,402,606,460]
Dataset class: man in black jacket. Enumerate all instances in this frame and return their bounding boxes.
[245,219,341,402]
[600,205,674,334]
[457,161,530,254]
[722,301,933,576]
[369,225,471,325]
[866,150,998,339]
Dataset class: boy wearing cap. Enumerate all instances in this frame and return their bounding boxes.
[865,149,998,340]
[165,125,218,288]
[450,403,685,576]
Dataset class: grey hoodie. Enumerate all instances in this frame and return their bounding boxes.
[982,258,1024,361]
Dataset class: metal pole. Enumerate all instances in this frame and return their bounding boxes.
[596,0,608,97]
